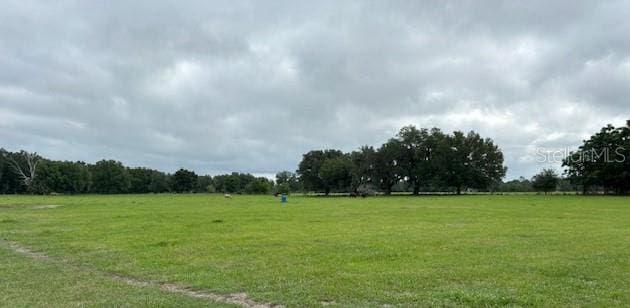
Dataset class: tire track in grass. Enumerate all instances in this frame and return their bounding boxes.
[0,238,281,308]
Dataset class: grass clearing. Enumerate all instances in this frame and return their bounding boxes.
[0,239,234,307]
[1,194,630,307]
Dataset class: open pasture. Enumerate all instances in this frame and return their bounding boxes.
[1,194,630,307]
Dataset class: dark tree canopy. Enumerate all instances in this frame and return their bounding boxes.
[396,126,433,194]
[297,149,345,195]
[128,167,155,194]
[350,146,377,192]
[171,169,198,193]
[433,131,507,193]
[373,139,403,195]
[34,160,91,194]
[0,149,278,195]
[563,120,630,194]
[275,171,301,193]
[128,167,172,193]
[297,125,507,195]
[90,160,131,194]
[245,178,273,194]
[196,175,214,193]
[320,155,353,194]
[532,169,560,194]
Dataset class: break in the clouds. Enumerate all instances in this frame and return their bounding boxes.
[1,0,629,179]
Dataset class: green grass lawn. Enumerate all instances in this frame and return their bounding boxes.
[1,194,629,307]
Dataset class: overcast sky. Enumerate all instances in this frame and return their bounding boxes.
[1,1,629,179]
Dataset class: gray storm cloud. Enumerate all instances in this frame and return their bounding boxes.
[1,0,629,179]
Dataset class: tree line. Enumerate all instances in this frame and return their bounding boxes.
[0,149,280,195]
[563,120,630,194]
[499,119,630,195]
[5,121,627,196]
[496,170,575,194]
[297,125,507,195]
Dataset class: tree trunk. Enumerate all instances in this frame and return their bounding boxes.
[456,186,461,195]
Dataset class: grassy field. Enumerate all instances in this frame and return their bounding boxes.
[1,194,630,307]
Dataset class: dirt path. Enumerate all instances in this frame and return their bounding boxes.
[0,239,281,308]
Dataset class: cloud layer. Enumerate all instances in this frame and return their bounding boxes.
[2,0,629,178]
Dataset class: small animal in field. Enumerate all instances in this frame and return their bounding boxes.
[224,193,232,199]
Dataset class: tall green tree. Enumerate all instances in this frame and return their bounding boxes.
[320,154,353,194]
[464,131,507,191]
[433,131,506,194]
[564,120,630,194]
[211,172,245,193]
[245,178,273,194]
[275,171,301,192]
[34,160,91,194]
[195,175,214,193]
[532,169,559,194]
[90,160,131,194]
[373,140,402,195]
[297,149,344,194]
[214,173,239,193]
[350,146,376,192]
[148,171,171,193]
[171,168,198,193]
[128,167,155,193]
[396,126,431,195]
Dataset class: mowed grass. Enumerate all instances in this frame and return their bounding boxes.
[0,247,234,307]
[1,194,630,307]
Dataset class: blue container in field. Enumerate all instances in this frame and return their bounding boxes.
[280,194,287,204]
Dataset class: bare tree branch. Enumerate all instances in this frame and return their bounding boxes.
[6,152,39,190]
